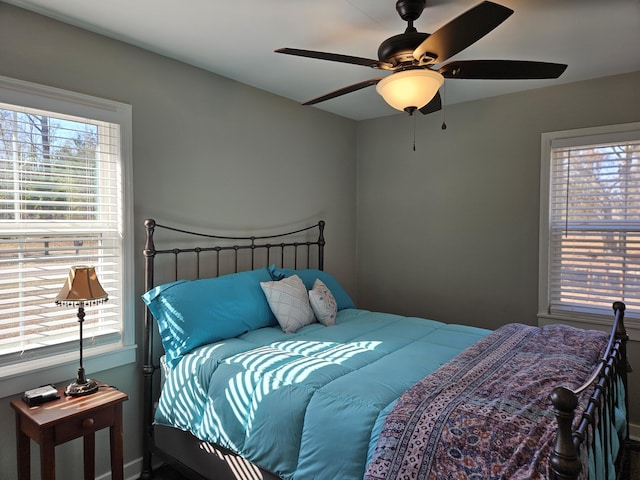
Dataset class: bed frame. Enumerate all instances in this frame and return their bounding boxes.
[138,218,631,480]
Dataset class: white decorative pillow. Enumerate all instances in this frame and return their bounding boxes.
[260,275,316,333]
[308,278,337,326]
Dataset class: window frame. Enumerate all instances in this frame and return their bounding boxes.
[538,122,640,340]
[0,75,135,397]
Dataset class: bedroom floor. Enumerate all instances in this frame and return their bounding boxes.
[150,464,187,479]
[151,441,640,479]
[627,440,640,479]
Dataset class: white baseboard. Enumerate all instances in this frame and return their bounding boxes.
[629,421,640,442]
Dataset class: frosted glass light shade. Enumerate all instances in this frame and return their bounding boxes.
[376,69,444,112]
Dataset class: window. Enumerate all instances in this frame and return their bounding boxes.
[0,76,134,395]
[539,122,640,329]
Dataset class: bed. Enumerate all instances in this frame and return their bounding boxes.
[138,218,631,480]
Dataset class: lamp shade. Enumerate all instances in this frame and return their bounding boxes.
[55,265,108,306]
[376,69,444,112]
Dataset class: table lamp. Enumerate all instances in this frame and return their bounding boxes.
[55,265,108,396]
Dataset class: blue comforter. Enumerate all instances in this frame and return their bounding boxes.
[155,308,490,479]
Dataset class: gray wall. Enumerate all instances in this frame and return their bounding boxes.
[0,2,638,479]
[0,3,356,479]
[356,70,640,429]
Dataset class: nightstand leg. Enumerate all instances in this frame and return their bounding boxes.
[110,403,124,480]
[83,433,95,480]
[15,416,30,480]
[40,429,56,480]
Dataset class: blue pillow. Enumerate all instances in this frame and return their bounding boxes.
[142,268,276,367]
[268,265,355,311]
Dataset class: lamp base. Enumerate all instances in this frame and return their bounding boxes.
[65,378,99,397]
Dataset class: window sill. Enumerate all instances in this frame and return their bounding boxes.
[0,344,137,399]
[538,313,640,342]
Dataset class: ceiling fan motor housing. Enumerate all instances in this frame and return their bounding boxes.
[378,32,429,66]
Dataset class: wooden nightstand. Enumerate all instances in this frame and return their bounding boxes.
[10,384,128,480]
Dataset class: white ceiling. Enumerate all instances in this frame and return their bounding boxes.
[5,0,640,121]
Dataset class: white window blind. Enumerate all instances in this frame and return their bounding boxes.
[0,78,131,374]
[543,125,640,319]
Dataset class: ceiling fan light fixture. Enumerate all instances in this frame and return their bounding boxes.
[376,69,444,112]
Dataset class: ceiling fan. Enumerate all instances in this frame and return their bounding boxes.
[275,0,567,115]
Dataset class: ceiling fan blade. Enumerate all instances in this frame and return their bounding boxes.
[413,1,513,64]
[439,60,568,79]
[419,91,442,115]
[275,48,392,70]
[302,78,383,106]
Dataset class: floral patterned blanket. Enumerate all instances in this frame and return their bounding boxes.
[364,323,608,480]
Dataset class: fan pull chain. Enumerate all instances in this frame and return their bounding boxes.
[413,113,417,151]
[441,83,447,130]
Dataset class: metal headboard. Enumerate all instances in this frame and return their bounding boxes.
[139,218,325,477]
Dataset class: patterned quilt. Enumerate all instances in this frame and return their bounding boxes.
[364,323,608,480]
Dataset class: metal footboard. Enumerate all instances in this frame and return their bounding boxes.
[550,302,631,480]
